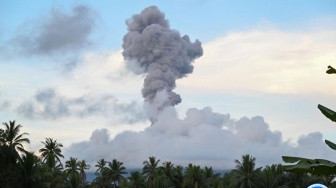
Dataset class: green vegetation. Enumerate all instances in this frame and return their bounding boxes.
[282,66,336,177]
[1,120,335,187]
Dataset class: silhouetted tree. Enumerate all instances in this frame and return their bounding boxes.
[39,138,64,169]
[230,154,262,188]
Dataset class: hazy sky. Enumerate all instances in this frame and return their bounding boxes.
[1,0,336,170]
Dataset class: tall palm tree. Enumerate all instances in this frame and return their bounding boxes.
[223,171,235,188]
[172,165,184,188]
[143,156,160,188]
[78,159,90,185]
[18,152,40,188]
[65,157,79,176]
[162,161,174,179]
[128,171,146,188]
[92,169,111,188]
[230,154,262,188]
[1,120,30,154]
[65,157,80,188]
[203,166,221,187]
[93,158,110,188]
[95,158,107,176]
[107,159,127,188]
[286,172,311,188]
[260,164,286,188]
[183,164,204,188]
[39,138,64,168]
[151,168,173,188]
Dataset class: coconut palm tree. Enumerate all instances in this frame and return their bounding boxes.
[286,172,311,188]
[18,152,40,188]
[93,158,110,188]
[172,165,184,188]
[260,164,287,188]
[39,138,64,169]
[183,164,204,188]
[65,157,80,188]
[65,157,79,176]
[151,168,173,188]
[162,161,174,179]
[107,159,127,188]
[143,156,160,188]
[230,154,262,188]
[78,159,90,186]
[128,171,146,188]
[95,158,107,176]
[92,169,111,188]
[223,171,235,188]
[203,166,221,188]
[1,120,30,154]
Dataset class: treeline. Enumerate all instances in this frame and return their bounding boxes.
[0,120,335,188]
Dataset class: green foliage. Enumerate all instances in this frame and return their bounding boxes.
[0,120,329,187]
[107,159,127,187]
[282,156,336,175]
[39,138,64,169]
[229,154,262,188]
[325,139,336,151]
[1,120,30,154]
[282,66,336,178]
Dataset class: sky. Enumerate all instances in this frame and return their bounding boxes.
[1,0,336,170]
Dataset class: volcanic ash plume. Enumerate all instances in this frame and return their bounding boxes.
[122,6,203,122]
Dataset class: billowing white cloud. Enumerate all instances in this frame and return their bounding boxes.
[179,28,336,95]
[64,105,336,170]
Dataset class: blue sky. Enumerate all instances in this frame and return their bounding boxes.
[1,0,336,169]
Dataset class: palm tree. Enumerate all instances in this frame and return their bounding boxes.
[39,138,64,168]
[172,165,184,188]
[230,154,262,188]
[183,164,204,188]
[95,158,107,176]
[260,164,286,188]
[78,159,90,186]
[162,161,174,179]
[1,120,30,154]
[93,158,110,188]
[65,157,80,188]
[18,152,40,188]
[128,171,146,188]
[65,157,79,176]
[92,169,111,188]
[286,172,311,188]
[203,166,221,188]
[223,171,235,188]
[143,156,160,188]
[107,159,127,188]
[151,168,173,188]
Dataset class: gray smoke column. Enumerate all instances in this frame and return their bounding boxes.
[122,6,203,122]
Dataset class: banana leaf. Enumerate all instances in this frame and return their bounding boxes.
[282,156,336,175]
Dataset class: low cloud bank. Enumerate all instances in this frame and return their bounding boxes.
[64,106,336,170]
